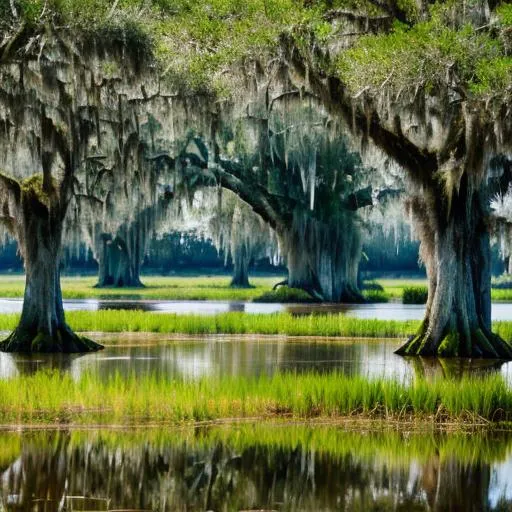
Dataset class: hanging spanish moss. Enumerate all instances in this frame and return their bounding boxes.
[206,188,278,288]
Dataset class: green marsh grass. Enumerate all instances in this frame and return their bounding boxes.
[2,311,512,342]
[377,278,512,302]
[2,275,512,301]
[252,286,318,303]
[0,275,389,302]
[402,286,428,304]
[0,311,422,337]
[1,311,512,340]
[1,371,512,425]
[0,275,283,301]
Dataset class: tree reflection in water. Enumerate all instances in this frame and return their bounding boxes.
[0,427,510,511]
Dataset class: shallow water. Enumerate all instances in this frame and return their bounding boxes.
[2,297,512,320]
[1,334,511,383]
[0,426,511,511]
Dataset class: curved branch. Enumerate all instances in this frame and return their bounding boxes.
[213,165,282,229]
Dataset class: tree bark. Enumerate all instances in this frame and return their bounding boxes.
[230,243,251,288]
[96,235,144,288]
[0,183,102,353]
[281,217,364,303]
[396,178,512,359]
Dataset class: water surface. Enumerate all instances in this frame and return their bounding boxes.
[0,334,510,383]
[0,426,511,511]
[2,298,512,320]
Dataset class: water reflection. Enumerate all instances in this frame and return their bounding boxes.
[0,337,416,382]
[3,298,512,321]
[405,357,507,380]
[0,427,511,511]
[1,336,511,384]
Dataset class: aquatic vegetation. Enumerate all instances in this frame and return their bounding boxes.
[252,286,318,303]
[0,311,421,338]
[402,286,428,305]
[0,311,511,341]
[0,371,512,425]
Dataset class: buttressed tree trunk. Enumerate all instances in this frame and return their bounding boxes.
[0,175,102,353]
[281,213,364,302]
[396,176,512,358]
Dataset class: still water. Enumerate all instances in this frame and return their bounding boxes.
[0,334,510,382]
[2,298,512,320]
[0,426,511,511]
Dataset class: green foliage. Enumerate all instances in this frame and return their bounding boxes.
[338,2,512,100]
[402,286,428,304]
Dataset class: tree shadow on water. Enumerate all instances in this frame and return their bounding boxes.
[404,356,506,381]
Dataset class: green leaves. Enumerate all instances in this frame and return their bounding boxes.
[337,2,512,101]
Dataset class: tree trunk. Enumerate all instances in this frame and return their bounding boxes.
[230,243,251,288]
[281,216,364,303]
[0,191,102,353]
[396,178,512,359]
[96,235,144,288]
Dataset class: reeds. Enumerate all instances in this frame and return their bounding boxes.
[0,311,421,337]
[0,371,511,425]
[402,286,428,304]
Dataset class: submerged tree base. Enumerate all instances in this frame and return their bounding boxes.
[395,324,512,359]
[0,325,103,353]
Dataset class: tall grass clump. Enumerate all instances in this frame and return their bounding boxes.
[402,286,428,304]
[253,286,318,303]
[0,371,511,426]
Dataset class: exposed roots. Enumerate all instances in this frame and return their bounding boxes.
[0,325,104,353]
[395,324,512,359]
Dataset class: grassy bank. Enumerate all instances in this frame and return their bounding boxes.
[0,274,510,301]
[1,311,512,340]
[1,371,512,426]
[0,275,282,301]
[0,275,384,302]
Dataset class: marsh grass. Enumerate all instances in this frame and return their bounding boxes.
[252,286,318,303]
[0,276,284,301]
[0,311,422,337]
[6,274,510,302]
[1,371,512,426]
[0,275,390,302]
[378,278,512,302]
[1,312,512,340]
[403,286,428,304]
